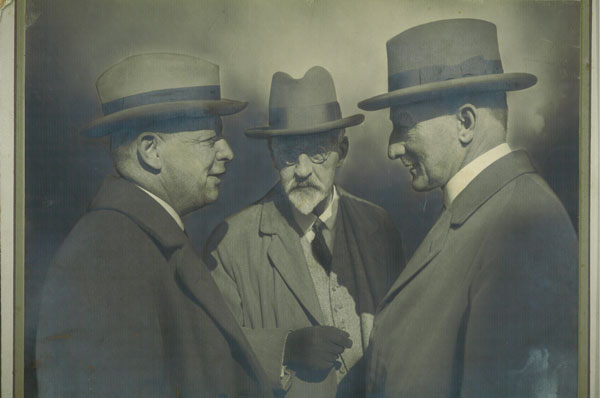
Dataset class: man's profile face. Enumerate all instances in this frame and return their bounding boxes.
[270,131,344,215]
[388,104,458,192]
[159,126,234,215]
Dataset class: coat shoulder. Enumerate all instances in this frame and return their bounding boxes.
[474,171,578,284]
[339,187,390,215]
[54,209,164,275]
[205,202,263,254]
[338,187,395,227]
[501,172,574,231]
[224,202,264,229]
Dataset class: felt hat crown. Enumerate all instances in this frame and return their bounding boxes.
[358,19,537,111]
[245,66,364,138]
[82,53,247,137]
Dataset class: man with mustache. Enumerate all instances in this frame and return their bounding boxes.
[205,66,405,397]
[36,54,272,397]
[358,19,578,397]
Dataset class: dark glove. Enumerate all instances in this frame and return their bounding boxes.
[283,326,353,371]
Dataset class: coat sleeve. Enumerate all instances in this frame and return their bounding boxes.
[459,205,578,398]
[36,216,169,397]
[206,224,292,393]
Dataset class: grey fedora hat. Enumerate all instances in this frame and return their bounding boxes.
[81,53,247,137]
[358,19,537,111]
[245,66,364,138]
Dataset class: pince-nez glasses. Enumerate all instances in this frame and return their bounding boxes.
[273,145,334,168]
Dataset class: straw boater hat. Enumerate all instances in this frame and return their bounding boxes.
[82,53,247,137]
[245,66,364,138]
[358,18,537,111]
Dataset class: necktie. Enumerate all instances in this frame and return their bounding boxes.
[311,218,332,271]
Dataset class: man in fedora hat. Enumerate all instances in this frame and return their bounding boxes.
[36,53,273,397]
[359,19,578,397]
[204,66,405,398]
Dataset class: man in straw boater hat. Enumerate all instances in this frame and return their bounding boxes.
[36,53,273,397]
[204,66,405,397]
[358,19,578,397]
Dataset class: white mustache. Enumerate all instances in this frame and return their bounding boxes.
[286,178,324,192]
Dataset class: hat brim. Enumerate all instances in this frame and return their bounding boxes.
[244,114,364,139]
[81,99,248,137]
[358,73,537,111]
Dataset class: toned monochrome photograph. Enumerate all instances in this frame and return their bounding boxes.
[3,0,593,397]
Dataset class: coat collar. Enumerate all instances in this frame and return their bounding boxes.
[449,150,536,226]
[258,183,297,236]
[89,175,188,250]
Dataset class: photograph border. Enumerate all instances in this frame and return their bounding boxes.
[2,0,597,396]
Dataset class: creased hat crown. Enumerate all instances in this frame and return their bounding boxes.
[386,18,502,89]
[245,66,364,138]
[269,66,338,108]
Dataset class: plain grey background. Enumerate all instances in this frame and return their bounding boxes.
[24,0,580,396]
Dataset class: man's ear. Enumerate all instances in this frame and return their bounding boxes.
[136,133,162,172]
[456,104,476,145]
[336,136,349,167]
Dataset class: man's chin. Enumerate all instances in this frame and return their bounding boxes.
[287,188,325,215]
[200,189,220,207]
[410,177,434,192]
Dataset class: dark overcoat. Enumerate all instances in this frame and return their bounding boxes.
[36,176,272,398]
[204,184,405,398]
[367,150,579,397]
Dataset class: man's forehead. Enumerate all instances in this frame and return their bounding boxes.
[390,99,458,125]
[175,129,218,140]
[143,115,223,135]
[271,132,335,148]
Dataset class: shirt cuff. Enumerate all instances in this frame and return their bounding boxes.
[279,331,294,391]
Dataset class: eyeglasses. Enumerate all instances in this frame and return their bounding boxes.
[273,145,334,168]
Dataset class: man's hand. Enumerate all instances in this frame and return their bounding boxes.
[283,326,353,371]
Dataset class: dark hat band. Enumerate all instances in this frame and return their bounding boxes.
[388,56,503,91]
[269,101,341,130]
[102,85,221,116]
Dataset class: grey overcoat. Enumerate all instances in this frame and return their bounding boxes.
[36,176,273,397]
[204,184,405,398]
[367,150,579,397]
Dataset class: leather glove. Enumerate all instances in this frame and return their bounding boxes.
[283,326,353,371]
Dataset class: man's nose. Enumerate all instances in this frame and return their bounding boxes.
[388,131,406,160]
[294,154,313,178]
[216,138,234,162]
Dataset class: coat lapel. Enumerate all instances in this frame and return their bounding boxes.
[334,191,386,310]
[336,190,385,273]
[175,243,244,339]
[378,209,451,310]
[259,186,326,325]
[174,242,270,387]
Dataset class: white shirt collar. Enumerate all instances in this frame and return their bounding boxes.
[444,143,512,208]
[292,186,339,235]
[135,185,185,231]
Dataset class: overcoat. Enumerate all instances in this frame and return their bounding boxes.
[367,150,579,397]
[204,184,405,398]
[36,176,272,398]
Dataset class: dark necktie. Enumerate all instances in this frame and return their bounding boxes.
[311,218,332,271]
